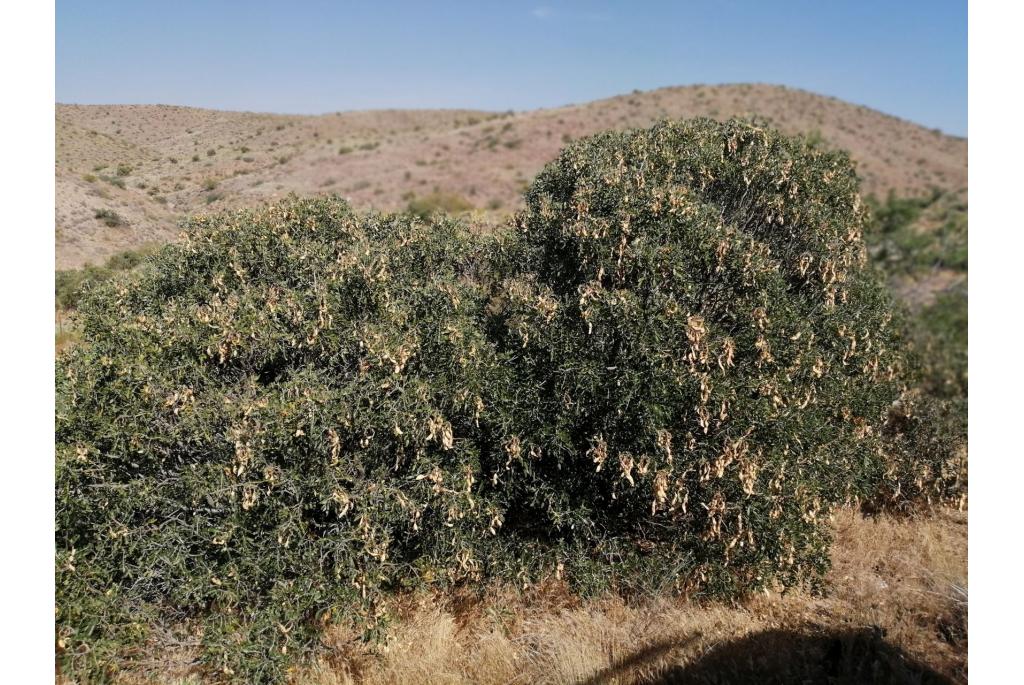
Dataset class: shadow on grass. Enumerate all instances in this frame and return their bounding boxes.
[579,626,955,685]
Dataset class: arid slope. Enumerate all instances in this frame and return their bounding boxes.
[56,84,967,268]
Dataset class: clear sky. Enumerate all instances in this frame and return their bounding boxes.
[56,1,967,135]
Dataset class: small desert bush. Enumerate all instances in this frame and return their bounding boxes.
[878,394,966,512]
[55,120,959,682]
[877,283,967,511]
[93,208,124,227]
[863,191,967,503]
[914,284,968,403]
[405,191,474,219]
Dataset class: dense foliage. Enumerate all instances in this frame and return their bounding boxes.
[57,200,511,681]
[863,190,968,511]
[484,119,908,598]
[56,119,962,682]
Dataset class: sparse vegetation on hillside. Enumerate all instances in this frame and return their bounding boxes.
[867,190,968,275]
[55,86,967,270]
[93,208,123,227]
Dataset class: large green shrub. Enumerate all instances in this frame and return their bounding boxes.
[485,119,908,596]
[57,120,935,682]
[57,198,510,681]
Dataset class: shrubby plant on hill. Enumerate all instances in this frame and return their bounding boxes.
[485,119,908,597]
[56,119,958,682]
[57,199,511,680]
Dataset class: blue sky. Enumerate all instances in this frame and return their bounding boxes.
[56,1,967,135]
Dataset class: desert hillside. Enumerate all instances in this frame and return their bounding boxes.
[55,83,967,269]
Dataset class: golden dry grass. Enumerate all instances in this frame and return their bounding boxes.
[306,508,966,684]
[114,507,966,684]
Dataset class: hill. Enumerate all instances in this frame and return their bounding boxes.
[55,83,967,269]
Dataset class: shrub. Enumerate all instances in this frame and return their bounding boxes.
[484,118,908,598]
[93,208,123,227]
[860,190,967,503]
[103,247,150,272]
[877,394,966,512]
[56,120,931,682]
[116,163,133,176]
[405,192,474,220]
[56,267,103,311]
[57,198,510,681]
[910,283,968,403]
[865,190,967,275]
[877,282,967,511]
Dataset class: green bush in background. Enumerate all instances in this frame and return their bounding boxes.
[404,191,474,220]
[862,187,968,511]
[866,189,968,274]
[55,246,156,311]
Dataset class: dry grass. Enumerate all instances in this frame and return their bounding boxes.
[113,507,966,684]
[305,508,966,684]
